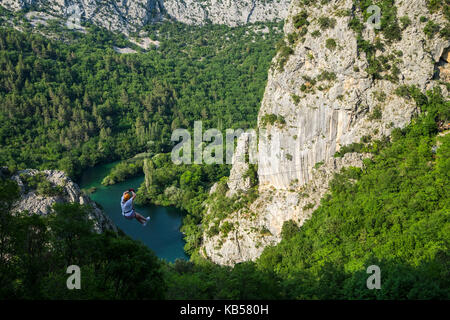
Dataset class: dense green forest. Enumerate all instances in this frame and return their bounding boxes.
[0,19,282,179]
[1,86,448,299]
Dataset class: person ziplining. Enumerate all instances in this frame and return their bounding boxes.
[121,188,150,226]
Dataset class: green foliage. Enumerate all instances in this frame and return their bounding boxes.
[424,20,441,38]
[335,133,391,158]
[378,0,402,42]
[317,70,337,81]
[287,32,299,45]
[1,5,449,301]
[293,11,309,29]
[137,153,230,255]
[426,0,450,22]
[219,221,234,237]
[204,187,259,248]
[291,94,301,104]
[325,38,337,50]
[373,90,387,102]
[318,17,336,30]
[163,259,281,299]
[394,86,450,123]
[276,40,294,70]
[243,164,259,186]
[348,1,404,81]
[281,220,301,240]
[0,195,165,299]
[311,30,321,38]
[441,23,450,39]
[312,161,323,170]
[349,15,365,34]
[20,172,65,196]
[102,158,144,186]
[260,113,286,126]
[399,16,412,29]
[350,0,401,42]
[368,106,383,120]
[0,21,282,179]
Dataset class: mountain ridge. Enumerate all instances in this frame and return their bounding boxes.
[0,0,291,33]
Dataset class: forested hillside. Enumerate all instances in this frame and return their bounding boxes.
[0,20,282,178]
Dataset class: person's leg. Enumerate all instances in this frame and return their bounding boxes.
[135,212,147,224]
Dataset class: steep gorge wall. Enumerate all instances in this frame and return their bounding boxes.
[202,0,450,265]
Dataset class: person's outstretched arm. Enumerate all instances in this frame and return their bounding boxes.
[131,191,137,200]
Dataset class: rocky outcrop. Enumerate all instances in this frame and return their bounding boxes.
[10,169,117,233]
[162,0,290,27]
[202,0,450,265]
[204,152,371,265]
[0,0,291,33]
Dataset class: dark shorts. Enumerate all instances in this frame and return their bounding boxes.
[123,211,136,220]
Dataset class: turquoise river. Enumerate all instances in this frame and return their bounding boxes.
[79,162,189,262]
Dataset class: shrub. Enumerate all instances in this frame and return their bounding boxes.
[311,30,321,38]
[349,16,364,34]
[261,114,286,126]
[207,224,220,237]
[287,32,298,44]
[314,161,324,169]
[325,38,337,50]
[260,226,272,236]
[317,70,336,81]
[292,94,301,104]
[441,23,450,40]
[293,11,309,29]
[373,91,387,102]
[318,17,336,30]
[281,220,300,240]
[368,106,383,120]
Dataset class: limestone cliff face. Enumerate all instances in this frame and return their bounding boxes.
[10,169,117,233]
[202,0,450,265]
[0,0,290,32]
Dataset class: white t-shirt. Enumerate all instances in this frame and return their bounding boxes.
[121,196,134,216]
